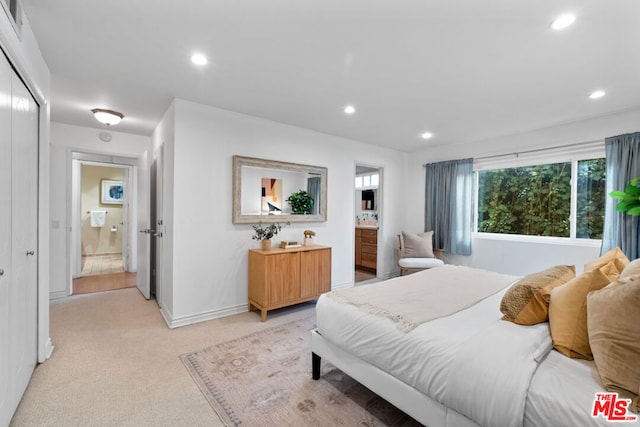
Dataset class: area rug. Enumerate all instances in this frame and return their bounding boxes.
[180,316,421,426]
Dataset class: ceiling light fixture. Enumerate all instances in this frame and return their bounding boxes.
[550,13,576,30]
[91,108,124,126]
[420,132,434,140]
[191,53,208,66]
[589,90,606,99]
[344,105,356,115]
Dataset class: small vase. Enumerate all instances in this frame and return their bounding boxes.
[261,239,271,250]
[304,237,314,246]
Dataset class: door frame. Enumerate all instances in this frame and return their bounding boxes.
[69,152,139,291]
[353,162,384,281]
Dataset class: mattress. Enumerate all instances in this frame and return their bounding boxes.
[316,268,640,427]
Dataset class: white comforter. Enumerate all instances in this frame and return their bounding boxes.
[316,266,553,427]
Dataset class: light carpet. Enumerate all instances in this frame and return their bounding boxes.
[181,316,421,426]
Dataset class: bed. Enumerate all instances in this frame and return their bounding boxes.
[310,264,640,427]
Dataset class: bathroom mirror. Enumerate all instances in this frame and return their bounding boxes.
[232,155,328,224]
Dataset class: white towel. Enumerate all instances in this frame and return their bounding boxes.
[90,210,106,227]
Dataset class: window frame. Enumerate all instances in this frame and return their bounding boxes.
[473,142,605,244]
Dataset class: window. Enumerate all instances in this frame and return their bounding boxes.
[355,173,379,189]
[477,158,605,239]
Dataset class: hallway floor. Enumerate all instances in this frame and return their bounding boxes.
[73,272,137,295]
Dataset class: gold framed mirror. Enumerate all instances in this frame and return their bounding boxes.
[232,155,328,224]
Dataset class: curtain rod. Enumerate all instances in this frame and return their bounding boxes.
[422,139,604,167]
[473,139,604,162]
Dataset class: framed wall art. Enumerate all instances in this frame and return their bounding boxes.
[101,179,124,205]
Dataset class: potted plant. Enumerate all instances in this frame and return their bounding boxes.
[610,177,640,215]
[252,222,284,250]
[286,190,314,215]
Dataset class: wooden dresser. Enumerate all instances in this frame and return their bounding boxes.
[355,228,377,272]
[248,245,331,321]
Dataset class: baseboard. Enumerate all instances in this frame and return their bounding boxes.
[49,290,69,300]
[161,303,248,329]
[43,337,54,362]
[331,281,355,290]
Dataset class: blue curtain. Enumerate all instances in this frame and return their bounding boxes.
[602,132,640,259]
[307,176,321,215]
[424,158,473,255]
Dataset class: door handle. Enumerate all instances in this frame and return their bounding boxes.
[26,250,35,256]
[139,229,156,234]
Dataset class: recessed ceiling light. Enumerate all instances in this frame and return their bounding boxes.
[344,105,356,115]
[420,132,434,140]
[589,90,606,99]
[550,13,576,30]
[191,53,208,66]
[91,108,124,126]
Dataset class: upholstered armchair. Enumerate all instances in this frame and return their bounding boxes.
[396,231,444,276]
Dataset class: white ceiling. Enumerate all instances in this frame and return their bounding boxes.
[20,0,640,153]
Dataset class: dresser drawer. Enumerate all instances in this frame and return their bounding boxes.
[362,243,377,254]
[361,229,377,239]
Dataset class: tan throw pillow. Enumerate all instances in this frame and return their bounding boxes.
[401,231,435,258]
[620,257,640,279]
[549,262,620,360]
[588,276,640,414]
[584,247,629,274]
[500,265,576,325]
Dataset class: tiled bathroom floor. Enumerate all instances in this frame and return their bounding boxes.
[81,254,124,276]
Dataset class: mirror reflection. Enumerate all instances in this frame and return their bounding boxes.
[232,156,327,223]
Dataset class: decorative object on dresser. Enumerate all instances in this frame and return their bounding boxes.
[303,229,315,246]
[248,245,331,321]
[251,222,287,250]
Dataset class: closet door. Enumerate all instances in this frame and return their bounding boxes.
[0,50,38,427]
[10,60,39,409]
[0,50,13,427]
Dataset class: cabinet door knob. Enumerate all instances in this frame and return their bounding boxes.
[0,268,4,276]
[26,250,35,256]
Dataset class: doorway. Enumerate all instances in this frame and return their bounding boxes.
[354,164,382,284]
[70,154,138,295]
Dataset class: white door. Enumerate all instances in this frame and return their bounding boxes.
[154,145,164,307]
[10,59,38,415]
[0,51,38,427]
[0,49,13,427]
[136,151,150,299]
[122,167,131,272]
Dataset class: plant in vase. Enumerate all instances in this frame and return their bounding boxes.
[610,177,640,215]
[286,190,314,214]
[252,222,286,250]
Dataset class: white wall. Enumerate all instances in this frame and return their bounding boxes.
[155,99,408,326]
[49,122,151,298]
[405,108,640,275]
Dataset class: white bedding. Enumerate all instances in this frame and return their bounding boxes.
[316,266,640,427]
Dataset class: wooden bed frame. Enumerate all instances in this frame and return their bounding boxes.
[310,329,478,427]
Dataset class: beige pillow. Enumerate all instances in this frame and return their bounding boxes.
[588,276,640,413]
[584,247,629,274]
[401,231,435,258]
[500,265,575,325]
[549,262,620,360]
[620,257,640,279]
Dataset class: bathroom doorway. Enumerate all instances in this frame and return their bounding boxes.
[70,154,138,295]
[354,164,382,284]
